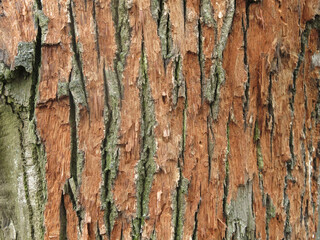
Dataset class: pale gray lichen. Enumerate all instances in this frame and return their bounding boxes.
[57,81,69,99]
[225,180,255,240]
[14,42,35,74]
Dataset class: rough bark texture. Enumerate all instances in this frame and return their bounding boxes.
[1,0,320,239]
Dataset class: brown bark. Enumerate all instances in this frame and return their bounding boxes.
[1,0,320,239]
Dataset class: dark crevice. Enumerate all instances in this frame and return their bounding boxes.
[223,113,231,221]
[64,179,83,234]
[191,188,201,240]
[241,13,250,129]
[183,0,186,28]
[68,0,89,108]
[59,193,67,240]
[68,82,78,186]
[267,73,275,161]
[197,19,204,101]
[29,13,42,121]
[92,0,100,63]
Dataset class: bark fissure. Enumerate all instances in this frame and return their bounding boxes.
[132,35,157,240]
[241,14,250,128]
[223,114,231,220]
[191,191,202,240]
[68,85,78,185]
[59,193,67,240]
[68,0,88,108]
[267,73,275,161]
[101,66,121,238]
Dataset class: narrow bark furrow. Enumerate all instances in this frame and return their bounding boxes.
[101,66,121,238]
[191,196,201,240]
[59,194,67,240]
[68,86,78,185]
[241,14,250,128]
[132,36,157,240]
[267,73,275,161]
[68,0,88,108]
[223,115,230,224]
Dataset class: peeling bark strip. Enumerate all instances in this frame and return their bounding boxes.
[132,36,157,240]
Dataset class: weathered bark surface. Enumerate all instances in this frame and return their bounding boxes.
[1,0,320,239]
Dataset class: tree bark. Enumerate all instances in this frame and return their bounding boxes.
[0,0,320,239]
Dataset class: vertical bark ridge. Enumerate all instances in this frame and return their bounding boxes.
[132,33,157,240]
[204,0,235,120]
[111,0,131,99]
[150,0,173,69]
[172,74,188,240]
[101,65,121,238]
[68,0,89,109]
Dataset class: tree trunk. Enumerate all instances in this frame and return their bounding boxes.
[1,0,320,239]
